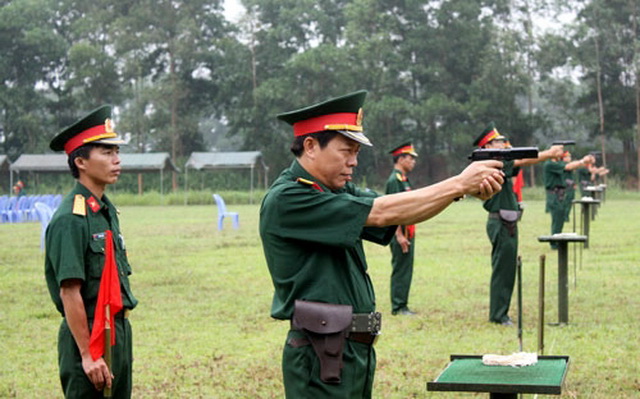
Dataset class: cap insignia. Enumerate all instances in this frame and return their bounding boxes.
[105,118,114,134]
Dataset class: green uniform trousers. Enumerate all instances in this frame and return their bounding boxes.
[282,330,376,399]
[546,191,565,249]
[390,236,415,312]
[563,190,575,223]
[58,318,133,399]
[486,218,518,324]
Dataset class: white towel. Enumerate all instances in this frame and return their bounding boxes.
[482,352,538,367]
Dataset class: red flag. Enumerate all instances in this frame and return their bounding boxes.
[513,169,525,202]
[89,230,123,361]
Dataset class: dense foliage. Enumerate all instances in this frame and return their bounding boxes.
[1,0,639,189]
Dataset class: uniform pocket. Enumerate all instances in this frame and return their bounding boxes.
[88,239,106,278]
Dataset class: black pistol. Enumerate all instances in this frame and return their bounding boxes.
[469,147,539,162]
[552,140,576,146]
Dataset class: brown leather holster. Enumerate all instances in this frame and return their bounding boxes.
[291,300,353,384]
[498,209,521,237]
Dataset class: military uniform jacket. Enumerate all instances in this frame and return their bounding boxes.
[543,160,568,190]
[260,160,396,320]
[385,168,415,238]
[483,160,520,213]
[577,168,591,189]
[45,182,138,318]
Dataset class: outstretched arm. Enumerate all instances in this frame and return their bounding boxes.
[366,160,504,227]
[515,145,564,167]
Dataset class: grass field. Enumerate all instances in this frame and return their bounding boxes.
[1,192,639,398]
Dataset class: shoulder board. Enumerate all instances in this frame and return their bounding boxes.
[72,194,87,216]
[296,177,324,192]
[296,177,315,186]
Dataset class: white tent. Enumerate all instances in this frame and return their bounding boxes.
[9,153,179,195]
[184,151,268,202]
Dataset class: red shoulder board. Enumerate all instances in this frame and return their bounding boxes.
[296,177,324,192]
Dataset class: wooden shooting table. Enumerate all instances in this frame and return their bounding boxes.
[538,233,587,324]
[427,355,570,398]
[583,185,604,220]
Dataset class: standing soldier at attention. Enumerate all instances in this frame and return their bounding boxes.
[474,123,564,325]
[44,106,138,398]
[543,149,595,248]
[260,90,504,398]
[385,141,418,316]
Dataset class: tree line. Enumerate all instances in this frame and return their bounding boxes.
[1,0,639,190]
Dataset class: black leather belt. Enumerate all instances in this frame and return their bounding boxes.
[290,312,382,346]
[350,312,382,334]
[349,332,379,345]
[85,309,130,320]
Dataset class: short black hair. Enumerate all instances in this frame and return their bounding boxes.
[290,131,339,157]
[393,153,412,164]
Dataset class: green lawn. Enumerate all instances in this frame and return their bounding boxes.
[1,196,638,398]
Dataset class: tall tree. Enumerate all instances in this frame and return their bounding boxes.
[110,0,231,189]
[0,0,67,158]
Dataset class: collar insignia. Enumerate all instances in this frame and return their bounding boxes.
[87,196,101,213]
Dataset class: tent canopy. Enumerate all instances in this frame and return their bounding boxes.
[10,152,179,173]
[184,151,265,170]
[183,151,268,203]
[9,153,179,196]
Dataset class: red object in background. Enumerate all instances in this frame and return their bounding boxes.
[513,169,524,202]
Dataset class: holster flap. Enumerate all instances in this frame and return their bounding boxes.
[292,300,353,334]
[499,209,520,223]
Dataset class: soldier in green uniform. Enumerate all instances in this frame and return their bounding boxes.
[561,151,576,225]
[385,142,418,316]
[44,106,138,398]
[474,123,563,325]
[543,150,594,248]
[261,90,505,398]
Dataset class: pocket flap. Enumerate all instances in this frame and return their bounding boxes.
[292,300,353,334]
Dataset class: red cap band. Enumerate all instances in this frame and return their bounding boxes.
[293,112,358,136]
[477,129,500,148]
[64,125,107,154]
[392,145,415,156]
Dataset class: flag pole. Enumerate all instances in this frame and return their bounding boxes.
[104,304,112,398]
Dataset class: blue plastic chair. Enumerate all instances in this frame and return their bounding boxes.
[34,202,54,251]
[213,194,239,230]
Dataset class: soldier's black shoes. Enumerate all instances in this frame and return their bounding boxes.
[392,308,416,316]
[491,317,514,326]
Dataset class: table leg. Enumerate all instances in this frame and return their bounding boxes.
[489,393,517,399]
[581,204,590,249]
[558,242,569,324]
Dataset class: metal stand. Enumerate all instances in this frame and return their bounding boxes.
[537,234,587,325]
[538,255,545,355]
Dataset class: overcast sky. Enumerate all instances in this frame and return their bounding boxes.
[223,0,245,23]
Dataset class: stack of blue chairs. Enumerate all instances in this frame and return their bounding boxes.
[0,194,62,224]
